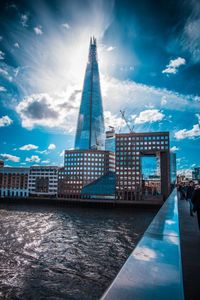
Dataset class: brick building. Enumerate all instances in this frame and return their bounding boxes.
[58,150,115,198]
[115,132,170,201]
[0,167,29,197]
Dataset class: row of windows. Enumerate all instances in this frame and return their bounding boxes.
[117,182,140,186]
[116,146,169,152]
[116,141,168,149]
[116,135,168,141]
[65,161,105,166]
[65,152,106,157]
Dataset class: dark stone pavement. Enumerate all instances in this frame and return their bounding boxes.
[178,195,200,300]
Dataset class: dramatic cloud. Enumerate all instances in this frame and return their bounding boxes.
[0,86,7,92]
[0,153,20,162]
[0,50,5,60]
[20,14,29,27]
[162,57,186,74]
[0,115,13,127]
[41,159,50,164]
[106,46,115,51]
[104,111,126,130]
[180,1,200,62]
[16,92,80,131]
[62,23,70,29]
[134,109,164,124]
[48,143,56,150]
[34,26,43,35]
[14,42,20,48]
[25,155,40,163]
[19,144,38,151]
[175,124,200,139]
[170,146,179,152]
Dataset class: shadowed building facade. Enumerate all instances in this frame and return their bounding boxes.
[75,37,105,150]
[115,132,170,201]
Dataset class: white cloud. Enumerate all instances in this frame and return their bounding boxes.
[101,76,199,118]
[62,23,70,29]
[19,144,38,151]
[59,150,65,157]
[34,26,43,35]
[161,96,167,105]
[0,50,5,60]
[175,124,200,139]
[0,153,20,162]
[170,146,179,152]
[48,143,56,150]
[162,57,186,74]
[0,115,13,127]
[104,111,126,130]
[0,86,7,92]
[20,14,28,27]
[36,149,49,154]
[0,36,3,41]
[134,109,164,124]
[16,92,80,131]
[196,113,200,123]
[14,42,20,48]
[41,159,50,164]
[25,155,41,163]
[106,46,115,51]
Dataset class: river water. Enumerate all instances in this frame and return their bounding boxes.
[0,203,156,299]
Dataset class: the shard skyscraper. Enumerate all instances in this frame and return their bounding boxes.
[75,37,105,150]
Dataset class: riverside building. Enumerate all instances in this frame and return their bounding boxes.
[0,167,29,197]
[115,132,170,201]
[28,166,59,197]
[58,150,115,198]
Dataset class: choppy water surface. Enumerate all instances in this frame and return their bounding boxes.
[0,203,156,299]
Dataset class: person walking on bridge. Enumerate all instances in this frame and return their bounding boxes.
[186,181,195,217]
[191,183,200,230]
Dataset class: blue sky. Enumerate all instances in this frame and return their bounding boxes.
[0,0,199,176]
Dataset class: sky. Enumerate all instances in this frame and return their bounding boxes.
[0,0,199,176]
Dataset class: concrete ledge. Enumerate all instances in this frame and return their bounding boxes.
[101,189,184,300]
[0,197,162,208]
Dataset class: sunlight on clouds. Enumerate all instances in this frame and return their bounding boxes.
[0,153,20,162]
[34,26,43,35]
[162,57,186,74]
[175,124,200,139]
[48,143,56,150]
[0,115,13,127]
[104,111,126,130]
[19,144,38,151]
[25,155,40,163]
[134,109,164,124]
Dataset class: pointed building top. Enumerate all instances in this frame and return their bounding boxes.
[89,36,97,62]
[90,36,96,46]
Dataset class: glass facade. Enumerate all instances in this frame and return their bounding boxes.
[75,37,105,150]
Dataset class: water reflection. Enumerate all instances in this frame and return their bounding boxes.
[0,204,156,300]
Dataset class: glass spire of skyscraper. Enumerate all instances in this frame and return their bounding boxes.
[74,37,105,150]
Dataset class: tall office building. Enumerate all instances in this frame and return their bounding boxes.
[75,37,105,150]
[115,132,170,201]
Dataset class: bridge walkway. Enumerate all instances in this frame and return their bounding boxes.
[178,195,200,300]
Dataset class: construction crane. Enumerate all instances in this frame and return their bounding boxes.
[120,110,134,133]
